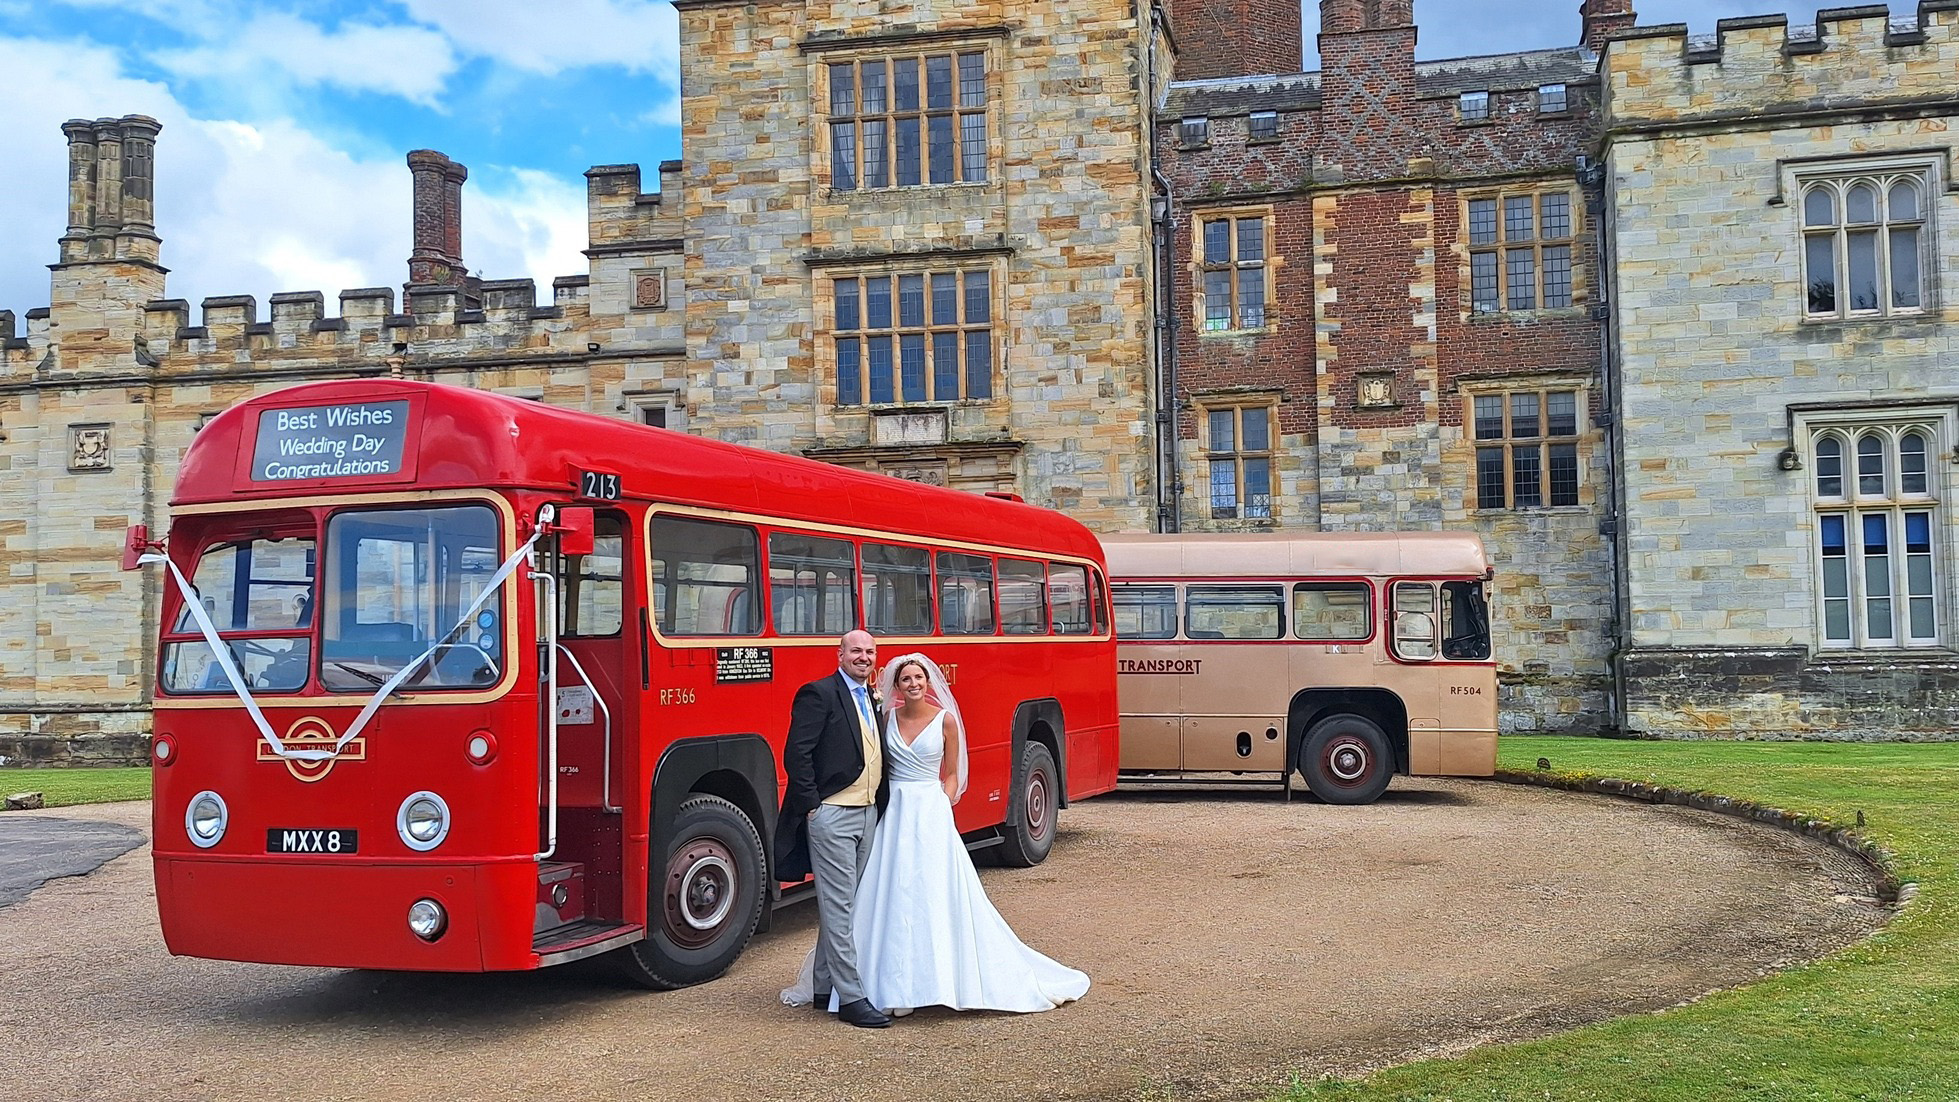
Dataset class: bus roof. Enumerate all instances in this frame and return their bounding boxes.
[1099,531,1492,579]
[173,379,1104,562]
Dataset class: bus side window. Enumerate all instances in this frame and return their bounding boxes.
[1440,580,1492,660]
[559,512,625,638]
[1293,582,1370,640]
[862,542,933,635]
[1091,568,1111,635]
[1390,581,1437,661]
[650,515,761,636]
[769,532,857,636]
[936,552,997,635]
[1185,585,1284,640]
[999,558,1049,634]
[1048,563,1091,634]
[1111,584,1178,639]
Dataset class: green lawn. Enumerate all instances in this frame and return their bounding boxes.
[0,766,151,808]
[1287,737,1959,1102]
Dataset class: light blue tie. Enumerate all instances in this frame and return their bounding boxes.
[853,685,873,729]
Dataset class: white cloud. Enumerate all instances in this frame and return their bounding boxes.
[470,168,591,294]
[400,0,679,80]
[155,11,458,108]
[0,34,589,324]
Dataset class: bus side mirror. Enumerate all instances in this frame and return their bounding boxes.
[555,507,596,557]
[121,524,152,571]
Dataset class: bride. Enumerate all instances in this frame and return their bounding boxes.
[785,652,1089,1015]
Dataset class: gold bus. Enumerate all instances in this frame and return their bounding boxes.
[1102,532,1497,804]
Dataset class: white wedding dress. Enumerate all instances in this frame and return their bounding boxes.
[786,709,1090,1014]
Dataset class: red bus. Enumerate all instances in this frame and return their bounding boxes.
[133,379,1119,987]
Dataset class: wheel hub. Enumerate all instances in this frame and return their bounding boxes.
[664,840,736,948]
[1326,739,1370,784]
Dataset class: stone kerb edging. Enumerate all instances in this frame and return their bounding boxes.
[1489,768,1905,904]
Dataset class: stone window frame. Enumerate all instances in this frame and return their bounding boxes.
[1466,384,1586,511]
[1246,111,1280,143]
[624,389,686,432]
[1195,206,1273,334]
[1178,116,1210,148]
[1536,83,1568,115]
[1463,184,1578,316]
[1199,396,1277,521]
[822,45,993,192]
[1797,406,1954,651]
[1792,155,1938,323]
[819,257,1003,409]
[1458,91,1491,124]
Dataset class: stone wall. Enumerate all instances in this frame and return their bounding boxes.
[674,0,1160,527]
[1603,4,1959,736]
[1157,5,1614,732]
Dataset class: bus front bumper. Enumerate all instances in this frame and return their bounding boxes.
[154,854,542,972]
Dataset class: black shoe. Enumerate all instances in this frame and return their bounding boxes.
[836,997,892,1028]
[813,992,834,1015]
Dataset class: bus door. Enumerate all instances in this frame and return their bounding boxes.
[1385,579,1447,770]
[1178,584,1288,772]
[545,508,635,925]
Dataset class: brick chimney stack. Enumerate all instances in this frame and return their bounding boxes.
[1319,0,1414,35]
[1315,0,1418,180]
[406,149,470,290]
[1580,0,1637,52]
[1166,0,1303,80]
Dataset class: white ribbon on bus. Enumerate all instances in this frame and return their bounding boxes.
[142,527,543,762]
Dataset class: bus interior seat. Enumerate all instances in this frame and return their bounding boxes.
[1187,628,1226,639]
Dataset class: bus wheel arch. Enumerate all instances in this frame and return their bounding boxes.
[617,736,776,990]
[998,700,1065,868]
[1286,691,1406,806]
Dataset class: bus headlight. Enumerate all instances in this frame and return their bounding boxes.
[396,791,451,851]
[185,790,228,848]
[407,898,448,941]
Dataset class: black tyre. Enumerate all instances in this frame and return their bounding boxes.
[615,793,766,989]
[1300,714,1393,805]
[995,741,1058,867]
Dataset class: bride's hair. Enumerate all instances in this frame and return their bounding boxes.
[876,652,968,800]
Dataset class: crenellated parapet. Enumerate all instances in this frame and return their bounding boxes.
[1603,2,1959,128]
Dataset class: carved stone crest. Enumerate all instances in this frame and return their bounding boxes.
[632,268,667,310]
[70,425,112,471]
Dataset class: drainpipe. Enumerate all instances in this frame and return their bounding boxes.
[1154,165,1181,534]
[1579,150,1627,733]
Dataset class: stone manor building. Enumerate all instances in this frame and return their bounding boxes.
[3,0,1957,761]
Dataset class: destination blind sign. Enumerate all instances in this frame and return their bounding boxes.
[251,400,410,482]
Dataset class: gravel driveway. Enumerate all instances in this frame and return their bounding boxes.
[0,778,1888,1102]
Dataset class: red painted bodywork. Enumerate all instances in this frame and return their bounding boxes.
[151,379,1119,973]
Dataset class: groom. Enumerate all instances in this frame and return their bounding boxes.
[775,629,892,1028]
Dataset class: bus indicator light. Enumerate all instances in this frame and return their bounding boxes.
[466,731,498,765]
[153,733,177,765]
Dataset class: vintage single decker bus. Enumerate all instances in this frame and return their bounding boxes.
[133,379,1119,987]
[1102,532,1497,804]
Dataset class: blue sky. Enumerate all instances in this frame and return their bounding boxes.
[0,0,1825,321]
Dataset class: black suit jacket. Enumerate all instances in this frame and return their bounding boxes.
[773,671,891,881]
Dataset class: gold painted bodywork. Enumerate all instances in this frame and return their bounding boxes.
[1104,532,1499,778]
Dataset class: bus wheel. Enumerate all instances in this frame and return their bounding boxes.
[1300,715,1393,805]
[996,741,1058,867]
[616,793,766,990]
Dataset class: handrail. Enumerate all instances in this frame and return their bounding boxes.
[554,644,618,813]
[534,566,561,861]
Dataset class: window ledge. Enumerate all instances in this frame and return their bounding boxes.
[1198,325,1273,337]
[1800,309,1941,328]
[1471,504,1591,515]
[1467,306,1586,322]
[1457,117,1494,127]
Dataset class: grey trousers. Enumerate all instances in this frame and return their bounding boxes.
[807,801,878,1005]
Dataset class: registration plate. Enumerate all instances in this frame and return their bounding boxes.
[266,828,358,854]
